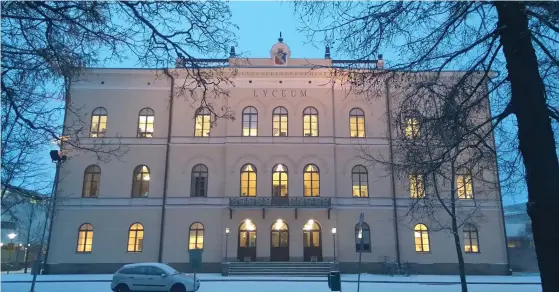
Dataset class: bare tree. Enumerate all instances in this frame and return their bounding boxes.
[294,2,558,290]
[1,1,238,222]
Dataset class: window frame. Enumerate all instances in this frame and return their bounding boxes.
[349,108,366,138]
[414,223,430,252]
[240,164,257,197]
[242,106,258,137]
[463,224,480,253]
[127,223,144,252]
[457,171,474,199]
[403,116,421,139]
[351,165,369,198]
[190,164,208,197]
[82,165,101,198]
[303,164,320,197]
[194,107,211,137]
[272,164,289,197]
[90,107,108,138]
[76,223,94,253]
[355,222,371,252]
[188,222,204,250]
[272,106,289,137]
[302,107,319,137]
[131,165,150,198]
[137,108,155,138]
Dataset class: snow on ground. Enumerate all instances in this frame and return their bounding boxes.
[1,279,542,292]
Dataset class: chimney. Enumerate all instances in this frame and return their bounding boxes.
[175,58,185,68]
[229,46,236,58]
[376,54,384,69]
[325,46,331,59]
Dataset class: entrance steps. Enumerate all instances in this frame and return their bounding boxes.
[227,261,333,276]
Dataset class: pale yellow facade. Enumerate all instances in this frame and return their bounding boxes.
[46,40,508,275]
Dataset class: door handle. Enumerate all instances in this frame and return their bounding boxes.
[148,277,153,279]
[128,276,135,279]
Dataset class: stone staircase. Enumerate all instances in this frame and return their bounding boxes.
[227,261,333,276]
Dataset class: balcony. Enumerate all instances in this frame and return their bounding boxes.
[229,197,331,208]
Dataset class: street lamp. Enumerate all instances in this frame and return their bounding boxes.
[225,228,230,262]
[7,233,17,274]
[331,227,337,262]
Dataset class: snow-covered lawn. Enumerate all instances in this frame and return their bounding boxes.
[1,273,542,292]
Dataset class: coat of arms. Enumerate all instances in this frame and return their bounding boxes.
[274,48,288,65]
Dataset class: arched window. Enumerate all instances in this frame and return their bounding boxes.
[303,220,321,250]
[272,164,288,197]
[189,222,204,250]
[195,107,211,137]
[138,108,155,138]
[77,223,94,253]
[190,164,208,197]
[127,223,144,252]
[352,165,369,198]
[82,165,101,198]
[414,224,430,252]
[303,107,319,137]
[240,164,257,197]
[457,172,474,199]
[349,108,365,138]
[242,106,258,136]
[273,106,288,136]
[90,107,107,137]
[303,164,320,197]
[132,165,150,198]
[464,224,480,253]
[409,174,425,198]
[355,222,371,252]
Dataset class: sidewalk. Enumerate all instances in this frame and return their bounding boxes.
[1,273,541,285]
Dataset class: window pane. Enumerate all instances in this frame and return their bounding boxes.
[272,232,280,247]
[248,232,256,247]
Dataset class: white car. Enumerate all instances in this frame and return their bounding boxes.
[111,263,200,292]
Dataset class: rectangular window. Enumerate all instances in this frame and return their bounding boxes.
[457,174,473,199]
[414,231,430,252]
[410,174,425,198]
[77,231,93,252]
[195,115,210,137]
[90,115,107,137]
[303,115,318,136]
[350,116,365,137]
[404,117,420,139]
[273,115,288,136]
[193,177,206,197]
[189,230,204,250]
[138,116,154,138]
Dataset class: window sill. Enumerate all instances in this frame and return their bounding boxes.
[76,251,92,254]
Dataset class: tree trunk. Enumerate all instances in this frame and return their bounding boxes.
[451,163,468,292]
[495,2,559,292]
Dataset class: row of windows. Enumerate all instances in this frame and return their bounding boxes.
[89,106,368,138]
[82,164,474,199]
[75,221,480,254]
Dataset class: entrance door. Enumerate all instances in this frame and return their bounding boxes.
[238,219,257,262]
[303,220,322,262]
[270,220,289,261]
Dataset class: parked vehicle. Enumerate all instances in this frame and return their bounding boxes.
[111,263,200,292]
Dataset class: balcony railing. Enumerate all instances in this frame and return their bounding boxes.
[229,197,331,208]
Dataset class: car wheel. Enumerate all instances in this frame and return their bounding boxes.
[115,284,130,292]
[170,283,186,292]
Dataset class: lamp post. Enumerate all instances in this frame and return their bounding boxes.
[331,227,337,262]
[225,228,230,262]
[7,233,17,274]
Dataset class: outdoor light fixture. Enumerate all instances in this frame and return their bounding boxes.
[225,228,230,234]
[8,233,17,240]
[276,219,283,230]
[332,227,337,234]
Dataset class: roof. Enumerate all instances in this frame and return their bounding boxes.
[0,184,47,201]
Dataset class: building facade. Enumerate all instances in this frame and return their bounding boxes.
[46,39,509,275]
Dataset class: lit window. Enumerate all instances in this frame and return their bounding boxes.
[404,117,420,139]
[127,223,144,252]
[242,106,258,136]
[194,107,211,137]
[349,108,365,138]
[457,173,473,199]
[82,165,101,198]
[273,106,288,136]
[410,174,425,198]
[138,108,155,138]
[240,164,257,197]
[239,219,257,248]
[132,165,150,198]
[414,224,430,252]
[352,165,369,197]
[77,223,94,253]
[271,220,289,248]
[303,220,320,248]
[464,224,480,253]
[303,107,319,137]
[303,164,320,197]
[355,223,371,252]
[90,107,107,137]
[190,164,208,197]
[189,222,204,250]
[272,164,288,197]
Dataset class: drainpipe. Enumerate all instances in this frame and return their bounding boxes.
[331,67,338,263]
[384,74,401,265]
[158,68,175,262]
